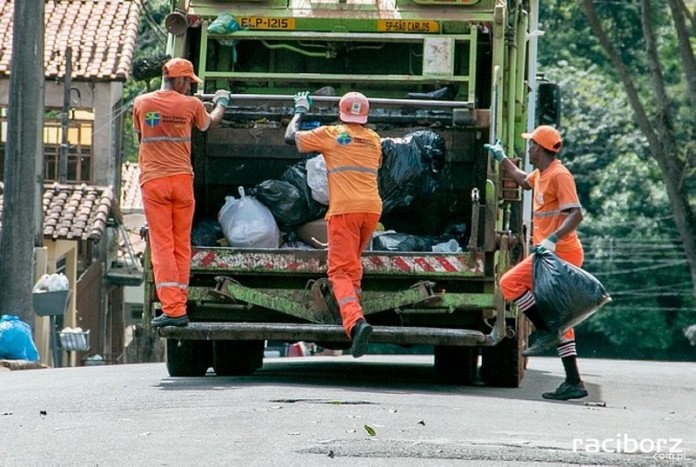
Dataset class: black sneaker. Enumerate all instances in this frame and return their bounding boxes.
[542,381,589,400]
[350,319,373,359]
[151,313,189,329]
[522,330,559,356]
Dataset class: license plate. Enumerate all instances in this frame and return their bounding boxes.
[377,20,439,33]
[237,17,296,30]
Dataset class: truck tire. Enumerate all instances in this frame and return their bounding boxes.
[480,318,529,388]
[433,345,479,385]
[213,340,264,376]
[166,339,212,377]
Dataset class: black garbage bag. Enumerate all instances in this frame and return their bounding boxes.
[532,250,612,333]
[280,160,328,223]
[191,218,224,247]
[252,161,328,232]
[379,130,446,215]
[252,179,308,232]
[371,232,443,252]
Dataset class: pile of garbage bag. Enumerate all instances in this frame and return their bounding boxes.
[379,130,445,215]
[211,129,455,250]
[250,159,328,232]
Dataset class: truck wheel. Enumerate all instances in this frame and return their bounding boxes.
[166,339,212,377]
[213,340,264,376]
[480,318,529,388]
[433,345,478,385]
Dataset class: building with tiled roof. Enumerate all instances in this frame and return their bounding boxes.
[0,0,140,81]
[0,181,115,241]
[0,0,144,368]
[0,0,142,188]
[42,183,115,240]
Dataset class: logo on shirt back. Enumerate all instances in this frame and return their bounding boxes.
[145,112,161,127]
[336,132,352,145]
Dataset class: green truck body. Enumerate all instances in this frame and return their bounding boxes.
[149,0,548,386]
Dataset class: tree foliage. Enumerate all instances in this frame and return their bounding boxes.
[539,1,696,357]
[123,0,170,162]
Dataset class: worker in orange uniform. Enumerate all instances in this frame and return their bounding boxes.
[133,58,229,328]
[284,91,382,358]
[484,125,588,400]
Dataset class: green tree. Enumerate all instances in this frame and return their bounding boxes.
[578,0,696,303]
[122,0,170,162]
[538,1,696,356]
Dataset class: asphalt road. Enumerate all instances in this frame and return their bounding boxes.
[0,355,694,466]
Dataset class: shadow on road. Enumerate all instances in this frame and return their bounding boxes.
[155,356,603,405]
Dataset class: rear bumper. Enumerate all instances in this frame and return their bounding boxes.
[157,321,506,347]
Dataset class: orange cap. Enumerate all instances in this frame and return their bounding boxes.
[521,125,562,153]
[163,58,202,84]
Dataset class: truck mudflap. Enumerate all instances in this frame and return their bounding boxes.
[157,320,507,347]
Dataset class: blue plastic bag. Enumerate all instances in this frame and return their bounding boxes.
[0,315,40,361]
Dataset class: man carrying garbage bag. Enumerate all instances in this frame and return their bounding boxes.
[285,91,382,358]
[485,126,589,401]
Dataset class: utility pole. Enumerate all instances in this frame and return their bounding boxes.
[0,0,45,325]
[59,47,72,184]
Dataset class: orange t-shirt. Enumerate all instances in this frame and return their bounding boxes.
[133,90,210,186]
[296,123,383,217]
[526,160,582,253]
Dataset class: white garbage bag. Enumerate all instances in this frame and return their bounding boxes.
[306,154,329,205]
[218,187,281,248]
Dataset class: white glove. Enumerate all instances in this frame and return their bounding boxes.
[293,91,313,114]
[538,234,558,253]
[213,89,230,109]
[483,140,507,163]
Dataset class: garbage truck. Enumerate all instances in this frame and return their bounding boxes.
[147,0,560,386]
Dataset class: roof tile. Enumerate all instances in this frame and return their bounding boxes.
[0,182,115,241]
[0,0,142,81]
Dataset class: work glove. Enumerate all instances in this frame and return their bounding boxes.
[483,140,507,163]
[213,89,231,109]
[293,91,313,114]
[533,234,558,254]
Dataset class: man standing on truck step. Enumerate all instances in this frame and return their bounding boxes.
[284,91,382,358]
[133,57,230,329]
[484,126,589,401]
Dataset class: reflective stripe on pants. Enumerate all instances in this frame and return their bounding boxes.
[327,212,380,337]
[142,174,195,318]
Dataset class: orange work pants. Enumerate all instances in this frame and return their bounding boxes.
[500,247,584,342]
[141,174,195,318]
[327,212,381,337]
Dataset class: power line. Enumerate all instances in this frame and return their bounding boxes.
[590,260,687,276]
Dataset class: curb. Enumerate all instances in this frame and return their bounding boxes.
[0,360,47,371]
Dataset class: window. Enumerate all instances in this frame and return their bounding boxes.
[0,107,94,184]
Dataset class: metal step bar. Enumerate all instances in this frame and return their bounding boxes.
[158,322,505,347]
